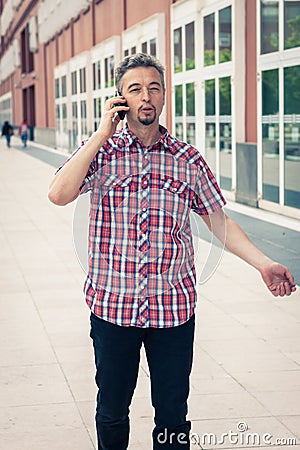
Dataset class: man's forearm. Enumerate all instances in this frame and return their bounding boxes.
[202,211,273,271]
[223,216,273,271]
[48,131,107,206]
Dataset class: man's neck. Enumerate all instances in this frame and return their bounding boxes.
[127,121,162,147]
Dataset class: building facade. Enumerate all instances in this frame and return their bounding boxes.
[0,0,299,218]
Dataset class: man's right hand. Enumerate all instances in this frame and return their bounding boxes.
[97,95,129,141]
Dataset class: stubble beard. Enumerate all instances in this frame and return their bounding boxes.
[138,106,157,126]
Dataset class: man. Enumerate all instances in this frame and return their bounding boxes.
[48,54,296,450]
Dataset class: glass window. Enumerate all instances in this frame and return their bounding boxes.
[93,61,101,90]
[72,102,77,120]
[72,101,78,148]
[219,76,231,116]
[124,49,129,57]
[187,123,196,145]
[219,122,232,190]
[175,85,183,116]
[93,63,96,90]
[105,57,109,87]
[284,65,300,208]
[262,69,279,203]
[262,68,279,115]
[104,56,114,87]
[81,100,86,118]
[205,79,216,116]
[204,13,215,66]
[131,46,136,55]
[185,22,195,70]
[109,56,114,87]
[219,77,232,190]
[62,103,67,133]
[175,123,184,140]
[150,38,157,57]
[142,42,147,53]
[80,68,86,93]
[175,84,183,140]
[284,1,300,49]
[205,123,217,174]
[186,83,195,116]
[261,0,279,54]
[97,61,101,89]
[81,100,87,135]
[94,97,102,131]
[55,78,60,98]
[61,75,66,97]
[219,6,232,63]
[71,71,77,95]
[174,27,182,73]
[56,104,60,126]
[284,65,300,114]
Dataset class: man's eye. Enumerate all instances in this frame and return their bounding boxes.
[130,88,141,93]
[150,87,160,92]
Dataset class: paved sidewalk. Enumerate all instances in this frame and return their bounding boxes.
[0,137,300,450]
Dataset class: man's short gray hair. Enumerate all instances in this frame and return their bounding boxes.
[115,53,165,93]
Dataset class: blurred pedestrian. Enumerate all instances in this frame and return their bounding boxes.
[1,120,14,148]
[48,53,297,450]
[19,119,28,147]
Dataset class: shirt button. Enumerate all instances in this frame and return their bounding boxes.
[142,208,147,212]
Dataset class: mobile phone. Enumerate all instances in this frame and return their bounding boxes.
[115,91,127,120]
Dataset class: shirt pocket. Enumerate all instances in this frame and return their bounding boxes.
[159,178,191,204]
[101,174,134,207]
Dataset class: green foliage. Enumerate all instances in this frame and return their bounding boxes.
[219,77,231,115]
[285,15,300,49]
[262,70,279,116]
[219,48,232,64]
[284,65,300,114]
[186,58,195,71]
[204,50,215,66]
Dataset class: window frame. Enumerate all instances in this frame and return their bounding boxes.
[257,0,300,216]
[91,36,121,132]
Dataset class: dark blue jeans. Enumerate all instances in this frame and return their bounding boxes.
[5,134,11,147]
[90,313,195,450]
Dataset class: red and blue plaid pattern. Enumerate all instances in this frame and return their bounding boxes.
[68,126,226,328]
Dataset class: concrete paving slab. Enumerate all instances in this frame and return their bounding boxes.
[190,416,298,449]
[0,403,95,450]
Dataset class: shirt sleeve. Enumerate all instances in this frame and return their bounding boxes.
[55,140,99,194]
[192,155,226,215]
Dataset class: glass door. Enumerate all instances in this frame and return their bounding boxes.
[261,69,280,203]
[284,65,300,208]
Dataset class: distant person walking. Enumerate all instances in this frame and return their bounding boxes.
[19,120,28,147]
[1,121,14,148]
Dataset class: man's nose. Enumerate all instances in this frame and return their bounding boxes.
[141,87,151,101]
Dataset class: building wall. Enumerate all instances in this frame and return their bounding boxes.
[94,0,125,42]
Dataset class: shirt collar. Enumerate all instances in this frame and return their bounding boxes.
[121,124,173,151]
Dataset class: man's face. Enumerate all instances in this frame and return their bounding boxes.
[120,66,165,126]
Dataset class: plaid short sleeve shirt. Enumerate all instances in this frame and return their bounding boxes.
[70,126,226,328]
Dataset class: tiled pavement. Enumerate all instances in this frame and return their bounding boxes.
[0,137,300,449]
